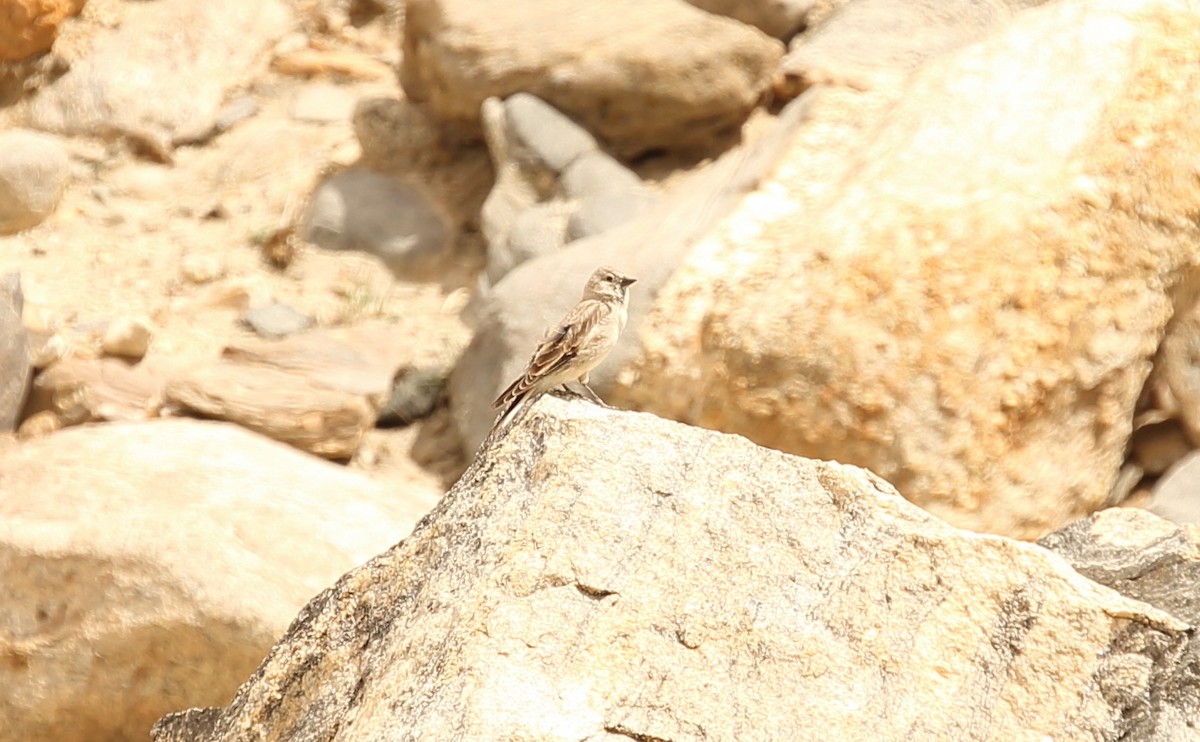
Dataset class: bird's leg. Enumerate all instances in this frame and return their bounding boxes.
[575,379,611,408]
[551,385,585,400]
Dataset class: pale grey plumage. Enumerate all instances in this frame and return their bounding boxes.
[490,266,636,435]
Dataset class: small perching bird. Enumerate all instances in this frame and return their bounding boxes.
[490,266,637,436]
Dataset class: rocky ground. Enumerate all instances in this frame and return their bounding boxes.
[3,0,1200,740]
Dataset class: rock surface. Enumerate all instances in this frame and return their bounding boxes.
[0,129,69,233]
[615,0,1200,538]
[24,0,290,149]
[1039,507,1200,739]
[0,419,440,742]
[778,0,1046,94]
[153,398,1187,741]
[400,0,783,156]
[0,273,30,430]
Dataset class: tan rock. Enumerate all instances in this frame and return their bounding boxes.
[152,398,1187,741]
[26,356,164,424]
[616,0,1200,538]
[0,419,440,742]
[164,322,418,459]
[164,364,374,460]
[271,46,394,79]
[0,0,85,62]
[400,0,783,157]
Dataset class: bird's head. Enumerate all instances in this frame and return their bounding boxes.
[583,266,637,302]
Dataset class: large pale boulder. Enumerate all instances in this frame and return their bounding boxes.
[0,419,439,742]
[400,0,783,157]
[777,0,1047,94]
[614,0,1200,538]
[153,398,1188,741]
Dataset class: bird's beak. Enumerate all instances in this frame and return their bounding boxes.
[620,276,637,287]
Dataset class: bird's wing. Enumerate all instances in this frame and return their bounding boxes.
[492,300,608,408]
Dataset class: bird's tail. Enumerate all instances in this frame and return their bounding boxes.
[484,391,539,445]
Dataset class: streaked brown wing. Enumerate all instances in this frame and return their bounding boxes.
[492,300,606,408]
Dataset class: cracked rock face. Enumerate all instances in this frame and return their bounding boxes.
[154,397,1188,741]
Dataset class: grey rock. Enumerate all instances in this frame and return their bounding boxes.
[1148,452,1200,524]
[377,365,447,427]
[567,188,657,241]
[0,273,30,431]
[487,201,573,284]
[1039,507,1200,739]
[478,94,654,284]
[25,0,290,149]
[303,169,451,280]
[503,92,597,174]
[560,150,644,200]
[153,398,1187,741]
[241,302,314,339]
[0,129,69,234]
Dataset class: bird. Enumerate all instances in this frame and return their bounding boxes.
[490,266,637,435]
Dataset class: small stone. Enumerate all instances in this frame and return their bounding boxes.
[1131,420,1191,476]
[17,410,62,440]
[559,151,643,200]
[181,253,227,284]
[378,365,447,427]
[102,316,155,359]
[241,302,314,339]
[0,129,70,234]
